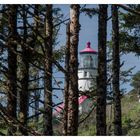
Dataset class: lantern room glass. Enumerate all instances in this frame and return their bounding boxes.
[79,53,97,69]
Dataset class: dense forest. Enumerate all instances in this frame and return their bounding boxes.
[0,4,140,136]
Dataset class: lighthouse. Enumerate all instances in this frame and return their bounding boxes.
[54,42,98,117]
[78,42,98,92]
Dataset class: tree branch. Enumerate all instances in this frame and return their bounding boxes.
[118,4,140,15]
[78,103,96,125]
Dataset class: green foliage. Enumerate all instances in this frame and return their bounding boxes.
[128,129,140,136]
[121,91,140,135]
[119,4,140,55]
[79,91,140,136]
[122,105,140,136]
[53,46,65,63]
[131,71,140,90]
[81,6,99,18]
[0,116,8,135]
[79,125,96,136]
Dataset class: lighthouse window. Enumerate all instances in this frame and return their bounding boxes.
[90,56,93,67]
[83,55,94,68]
[84,71,88,77]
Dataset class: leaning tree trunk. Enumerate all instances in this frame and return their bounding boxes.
[7,5,18,135]
[67,4,80,136]
[19,5,29,135]
[43,4,53,136]
[96,4,108,136]
[112,5,122,136]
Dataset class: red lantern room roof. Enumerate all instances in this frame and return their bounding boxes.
[80,42,97,54]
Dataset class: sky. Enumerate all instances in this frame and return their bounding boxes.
[53,4,140,95]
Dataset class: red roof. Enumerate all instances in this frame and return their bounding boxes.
[54,95,88,115]
[80,42,97,53]
[54,103,64,114]
[79,95,87,104]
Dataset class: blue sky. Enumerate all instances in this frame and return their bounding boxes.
[52,4,140,103]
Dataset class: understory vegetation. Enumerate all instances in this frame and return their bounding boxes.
[78,91,140,136]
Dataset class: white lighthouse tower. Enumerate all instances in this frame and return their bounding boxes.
[54,42,98,117]
[78,42,98,92]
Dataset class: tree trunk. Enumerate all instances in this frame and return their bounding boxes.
[67,4,80,136]
[63,22,70,135]
[34,5,40,130]
[19,5,29,135]
[96,4,108,136]
[112,5,122,135]
[43,4,53,136]
[7,5,18,135]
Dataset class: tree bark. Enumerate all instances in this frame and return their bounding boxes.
[96,4,108,136]
[19,5,29,135]
[43,4,53,136]
[7,5,18,135]
[63,22,70,135]
[33,5,40,130]
[112,5,122,135]
[67,4,80,136]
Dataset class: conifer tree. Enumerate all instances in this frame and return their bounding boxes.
[96,4,108,136]
[67,4,80,136]
[63,22,70,135]
[43,4,53,136]
[112,5,122,135]
[19,5,29,135]
[7,5,18,135]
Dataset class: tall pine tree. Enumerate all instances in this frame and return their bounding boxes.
[7,5,18,135]
[43,4,53,136]
[19,5,29,135]
[63,22,70,135]
[96,4,108,136]
[112,5,122,135]
[67,4,80,136]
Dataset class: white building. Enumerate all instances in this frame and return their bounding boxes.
[54,42,98,116]
[78,42,98,92]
